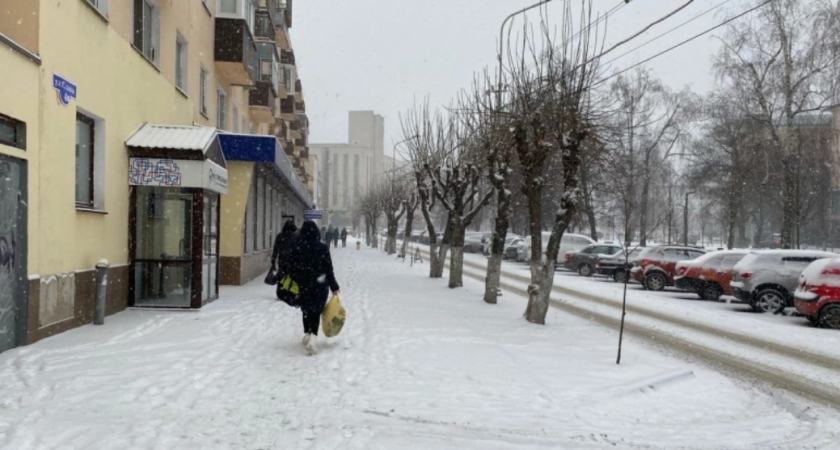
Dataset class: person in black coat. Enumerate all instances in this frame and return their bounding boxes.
[288,220,340,354]
[271,220,297,299]
[340,228,348,247]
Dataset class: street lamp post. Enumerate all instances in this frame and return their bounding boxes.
[497,0,555,109]
[684,191,695,246]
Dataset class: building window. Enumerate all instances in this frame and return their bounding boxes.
[199,65,209,116]
[260,59,273,82]
[232,107,240,133]
[0,113,26,150]
[175,32,188,93]
[219,0,237,14]
[75,113,95,206]
[354,154,359,204]
[83,0,109,17]
[132,0,160,65]
[217,87,228,130]
[257,175,266,250]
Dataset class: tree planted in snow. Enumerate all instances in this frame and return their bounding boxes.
[382,174,409,255]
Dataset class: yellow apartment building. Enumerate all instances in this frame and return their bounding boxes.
[0,0,313,353]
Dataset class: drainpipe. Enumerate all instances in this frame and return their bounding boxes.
[94,259,109,325]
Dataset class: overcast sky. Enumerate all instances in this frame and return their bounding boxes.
[293,0,747,152]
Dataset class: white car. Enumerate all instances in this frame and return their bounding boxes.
[520,232,596,263]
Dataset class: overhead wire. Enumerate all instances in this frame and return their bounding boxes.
[594,0,773,87]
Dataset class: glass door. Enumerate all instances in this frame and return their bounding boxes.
[202,193,219,302]
[133,187,194,307]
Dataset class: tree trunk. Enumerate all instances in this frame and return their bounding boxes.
[401,207,415,258]
[581,164,598,241]
[781,153,796,250]
[639,165,651,247]
[435,216,452,279]
[448,216,466,288]
[386,214,399,255]
[484,191,511,304]
[524,184,550,324]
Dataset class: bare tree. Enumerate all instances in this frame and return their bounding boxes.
[715,0,840,249]
[382,173,409,255]
[503,2,604,324]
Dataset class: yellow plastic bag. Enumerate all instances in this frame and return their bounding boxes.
[321,294,346,338]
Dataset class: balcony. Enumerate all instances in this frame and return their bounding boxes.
[275,118,288,140]
[280,96,295,121]
[254,10,275,42]
[295,100,305,113]
[295,79,303,101]
[214,18,257,86]
[295,137,307,148]
[281,49,296,66]
[249,81,277,124]
[299,147,309,160]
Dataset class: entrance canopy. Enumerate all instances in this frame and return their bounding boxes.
[125,124,228,194]
[218,134,311,207]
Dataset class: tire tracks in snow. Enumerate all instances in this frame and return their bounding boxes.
[416,247,840,411]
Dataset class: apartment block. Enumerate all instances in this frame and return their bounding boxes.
[0,0,313,353]
[309,111,387,227]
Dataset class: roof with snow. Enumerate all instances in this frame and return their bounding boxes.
[125,124,218,152]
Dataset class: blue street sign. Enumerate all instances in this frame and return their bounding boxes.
[304,209,323,220]
[53,74,77,106]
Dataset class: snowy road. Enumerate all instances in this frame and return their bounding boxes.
[1,248,840,449]
[408,244,840,408]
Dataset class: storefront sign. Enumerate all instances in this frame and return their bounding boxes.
[53,74,77,106]
[129,158,228,194]
[304,210,323,220]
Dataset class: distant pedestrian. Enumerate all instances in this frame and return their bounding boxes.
[341,228,348,248]
[288,220,340,355]
[271,220,297,301]
[321,226,328,244]
[332,227,339,248]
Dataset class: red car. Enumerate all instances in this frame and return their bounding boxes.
[794,258,840,329]
[630,246,707,291]
[674,251,749,301]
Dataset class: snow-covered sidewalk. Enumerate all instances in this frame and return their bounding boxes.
[1,248,838,449]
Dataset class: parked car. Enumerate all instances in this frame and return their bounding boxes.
[504,237,525,260]
[516,239,529,262]
[673,250,749,301]
[410,230,424,243]
[484,235,522,256]
[564,243,623,276]
[521,232,596,263]
[596,248,642,283]
[730,250,840,313]
[794,258,840,329]
[630,246,707,291]
[464,234,485,253]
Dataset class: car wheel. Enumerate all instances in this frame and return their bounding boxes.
[701,283,723,302]
[578,264,593,277]
[753,289,786,313]
[645,273,667,292]
[613,270,628,283]
[819,304,840,330]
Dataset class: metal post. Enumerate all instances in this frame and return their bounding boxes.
[94,259,110,325]
[684,192,695,246]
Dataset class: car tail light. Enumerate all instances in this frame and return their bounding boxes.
[740,271,753,279]
[640,259,652,267]
[565,253,571,260]
[677,266,687,275]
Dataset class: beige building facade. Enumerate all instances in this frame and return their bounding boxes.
[309,111,387,226]
[0,0,312,353]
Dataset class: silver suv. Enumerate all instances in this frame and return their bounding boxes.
[730,250,840,313]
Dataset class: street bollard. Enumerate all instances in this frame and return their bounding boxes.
[94,259,109,325]
[356,241,361,251]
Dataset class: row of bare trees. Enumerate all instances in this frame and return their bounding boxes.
[353,0,840,326]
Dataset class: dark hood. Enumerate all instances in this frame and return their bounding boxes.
[281,220,297,237]
[299,220,321,242]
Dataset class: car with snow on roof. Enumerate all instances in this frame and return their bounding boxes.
[730,250,840,313]
[794,257,840,329]
[630,245,707,291]
[673,250,749,301]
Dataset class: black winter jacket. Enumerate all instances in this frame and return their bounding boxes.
[272,220,298,274]
[289,221,340,293]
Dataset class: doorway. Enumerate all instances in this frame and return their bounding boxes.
[0,154,27,352]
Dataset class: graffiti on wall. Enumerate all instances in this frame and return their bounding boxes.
[0,233,14,275]
[129,159,182,186]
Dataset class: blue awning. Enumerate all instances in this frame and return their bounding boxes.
[218,134,311,207]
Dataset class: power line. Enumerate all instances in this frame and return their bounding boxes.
[594,0,773,87]
[602,0,735,68]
